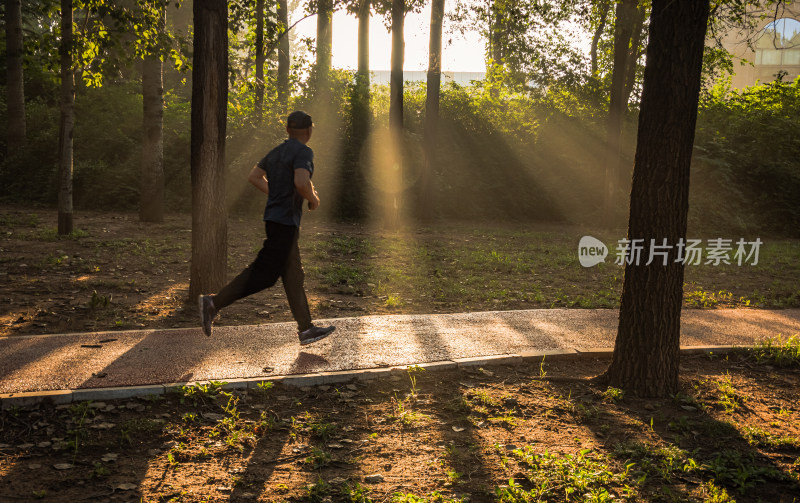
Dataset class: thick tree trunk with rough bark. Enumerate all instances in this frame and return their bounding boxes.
[140,51,165,223]
[600,0,710,398]
[389,0,404,134]
[6,0,26,155]
[58,0,74,235]
[255,0,265,118]
[421,0,444,218]
[277,0,290,110]
[190,0,228,301]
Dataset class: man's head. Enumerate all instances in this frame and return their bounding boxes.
[287,111,313,143]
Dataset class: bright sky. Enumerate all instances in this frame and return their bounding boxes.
[292,6,487,72]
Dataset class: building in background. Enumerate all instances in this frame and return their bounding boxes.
[720,5,800,88]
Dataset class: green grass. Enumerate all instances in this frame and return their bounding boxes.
[745,334,800,367]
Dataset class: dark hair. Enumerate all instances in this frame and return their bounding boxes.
[287,111,313,129]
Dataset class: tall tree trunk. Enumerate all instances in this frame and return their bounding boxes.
[489,0,504,67]
[590,0,610,76]
[190,0,228,301]
[315,0,332,97]
[6,0,26,155]
[140,18,165,223]
[255,0,265,119]
[58,0,74,235]
[389,0,404,134]
[357,0,370,81]
[277,0,290,110]
[622,1,647,107]
[603,0,638,226]
[599,0,710,398]
[421,0,444,219]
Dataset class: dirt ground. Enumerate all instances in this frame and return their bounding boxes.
[1,353,799,502]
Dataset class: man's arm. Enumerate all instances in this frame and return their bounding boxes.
[248,164,269,195]
[294,168,320,210]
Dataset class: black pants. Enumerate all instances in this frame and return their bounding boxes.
[213,221,312,331]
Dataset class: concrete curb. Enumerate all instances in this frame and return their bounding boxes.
[0,345,744,409]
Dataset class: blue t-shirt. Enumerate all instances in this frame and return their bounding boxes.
[256,138,314,227]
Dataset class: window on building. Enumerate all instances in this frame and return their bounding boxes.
[755,18,800,67]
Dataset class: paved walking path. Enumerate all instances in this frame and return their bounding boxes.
[1,308,799,397]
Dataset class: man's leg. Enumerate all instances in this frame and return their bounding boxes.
[211,222,296,310]
[281,230,313,332]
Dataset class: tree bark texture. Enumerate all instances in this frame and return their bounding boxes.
[602,0,710,398]
[6,0,26,155]
[277,0,290,109]
[603,0,637,226]
[58,0,74,235]
[140,41,165,223]
[190,0,228,301]
[421,0,444,218]
[255,0,265,117]
[316,0,332,96]
[389,0,404,135]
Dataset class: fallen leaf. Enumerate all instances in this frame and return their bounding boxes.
[452,426,466,432]
[115,483,137,491]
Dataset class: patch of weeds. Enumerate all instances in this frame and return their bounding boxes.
[500,447,636,501]
[742,426,800,449]
[746,335,800,367]
[488,410,518,428]
[716,373,746,413]
[602,387,624,403]
[465,388,500,408]
[389,394,430,427]
[612,441,698,484]
[252,380,274,398]
[701,481,736,502]
[407,364,426,397]
[309,418,337,441]
[392,491,465,502]
[91,462,109,479]
[179,380,228,405]
[28,227,90,241]
[31,489,47,499]
[304,447,332,469]
[703,449,784,492]
[88,290,112,309]
[305,476,332,502]
[385,293,403,308]
[341,481,373,502]
[67,401,93,460]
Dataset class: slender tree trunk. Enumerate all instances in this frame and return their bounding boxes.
[357,0,370,81]
[315,0,332,97]
[490,0,503,66]
[599,0,710,398]
[590,0,610,76]
[255,0,265,119]
[603,0,637,227]
[6,0,26,155]
[421,0,444,219]
[389,0,404,134]
[277,0,290,110]
[140,34,165,223]
[622,1,647,107]
[190,0,228,301]
[58,0,74,235]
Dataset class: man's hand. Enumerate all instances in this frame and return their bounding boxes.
[294,168,320,210]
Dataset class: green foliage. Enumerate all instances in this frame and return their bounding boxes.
[693,77,800,235]
[745,335,800,367]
